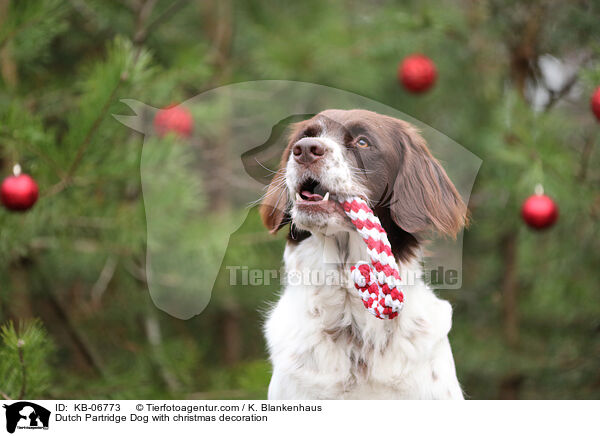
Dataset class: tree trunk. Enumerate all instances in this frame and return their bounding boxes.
[221,301,242,365]
[8,261,34,321]
[497,3,545,399]
[200,0,233,213]
[499,233,523,400]
[501,233,519,347]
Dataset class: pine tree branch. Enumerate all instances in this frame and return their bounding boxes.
[0,1,18,88]
[68,0,102,31]
[133,0,158,46]
[124,260,147,283]
[144,312,181,393]
[66,83,123,179]
[543,74,578,113]
[0,14,46,50]
[17,338,26,400]
[543,53,591,113]
[46,0,175,198]
[578,135,595,182]
[141,0,189,43]
[46,291,106,376]
[91,257,118,306]
[0,42,18,88]
[44,79,123,197]
[1,136,67,179]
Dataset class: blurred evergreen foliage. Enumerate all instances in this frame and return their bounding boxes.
[0,320,53,399]
[0,0,599,399]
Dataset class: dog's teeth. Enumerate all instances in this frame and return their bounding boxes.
[295,193,302,201]
[323,192,330,201]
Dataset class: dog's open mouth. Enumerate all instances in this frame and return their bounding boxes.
[294,177,340,213]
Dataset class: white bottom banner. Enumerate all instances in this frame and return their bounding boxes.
[0,400,597,435]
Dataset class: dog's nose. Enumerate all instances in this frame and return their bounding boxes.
[292,138,325,165]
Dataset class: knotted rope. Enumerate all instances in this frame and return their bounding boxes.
[341,196,404,320]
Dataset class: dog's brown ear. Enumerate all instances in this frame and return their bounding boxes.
[390,125,467,237]
[260,121,309,234]
[260,167,290,234]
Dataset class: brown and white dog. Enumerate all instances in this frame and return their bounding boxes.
[260,109,467,399]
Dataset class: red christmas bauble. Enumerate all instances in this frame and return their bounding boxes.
[153,105,193,138]
[521,194,558,230]
[1,174,39,211]
[398,54,437,93]
[590,86,600,121]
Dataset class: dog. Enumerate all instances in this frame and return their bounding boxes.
[260,109,467,399]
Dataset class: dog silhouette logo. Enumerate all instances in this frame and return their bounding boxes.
[114,81,481,319]
[2,402,50,434]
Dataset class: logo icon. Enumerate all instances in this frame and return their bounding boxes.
[2,402,50,434]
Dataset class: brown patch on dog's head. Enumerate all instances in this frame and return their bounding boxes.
[260,109,468,260]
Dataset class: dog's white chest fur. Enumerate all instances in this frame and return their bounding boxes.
[264,233,464,399]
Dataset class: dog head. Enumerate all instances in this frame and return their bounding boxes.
[260,109,467,260]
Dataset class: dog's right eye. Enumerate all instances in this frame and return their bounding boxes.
[356,137,369,148]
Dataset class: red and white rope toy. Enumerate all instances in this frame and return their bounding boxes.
[341,196,404,320]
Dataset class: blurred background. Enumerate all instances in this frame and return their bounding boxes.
[0,0,599,400]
